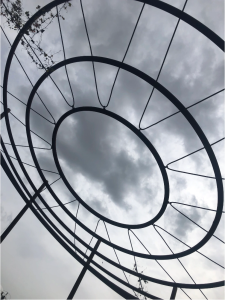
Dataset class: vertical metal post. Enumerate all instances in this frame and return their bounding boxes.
[67,239,101,299]
[170,286,177,299]
[0,182,46,243]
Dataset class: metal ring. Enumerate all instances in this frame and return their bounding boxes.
[25,55,224,260]
[51,106,169,229]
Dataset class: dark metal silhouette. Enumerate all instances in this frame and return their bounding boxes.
[0,179,46,243]
[1,0,224,299]
[25,55,224,260]
[170,287,177,300]
[67,239,101,299]
[0,108,10,120]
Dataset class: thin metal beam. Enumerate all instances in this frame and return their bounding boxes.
[1,26,56,124]
[170,287,177,299]
[0,108,10,120]
[0,85,54,124]
[139,0,189,130]
[67,239,101,299]
[0,180,46,243]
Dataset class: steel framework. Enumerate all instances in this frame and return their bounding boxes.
[1,0,224,299]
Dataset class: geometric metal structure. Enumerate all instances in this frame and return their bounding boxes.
[1,0,224,299]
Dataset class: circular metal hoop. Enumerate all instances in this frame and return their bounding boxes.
[25,55,224,260]
[2,0,225,296]
[55,107,169,229]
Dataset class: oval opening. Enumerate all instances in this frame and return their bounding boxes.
[55,109,165,226]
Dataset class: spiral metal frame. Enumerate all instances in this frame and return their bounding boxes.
[1,0,225,299]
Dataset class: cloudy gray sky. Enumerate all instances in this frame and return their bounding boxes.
[1,0,224,299]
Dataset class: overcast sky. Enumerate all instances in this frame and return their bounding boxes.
[1,0,224,299]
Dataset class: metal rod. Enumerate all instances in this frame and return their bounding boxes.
[170,287,177,299]
[0,108,10,120]
[67,239,101,299]
[0,181,46,243]
[56,5,75,107]
[139,0,189,130]
[1,26,56,124]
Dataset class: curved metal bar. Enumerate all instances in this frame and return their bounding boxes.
[51,106,169,229]
[25,55,224,260]
[137,0,224,51]
[1,149,224,290]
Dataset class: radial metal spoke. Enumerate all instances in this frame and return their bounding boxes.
[154,225,225,269]
[22,34,72,107]
[0,149,59,174]
[1,26,56,124]
[41,177,62,192]
[6,109,52,147]
[3,142,50,150]
[139,0,189,130]
[56,5,75,107]
[83,219,101,259]
[167,137,224,166]
[153,225,207,299]
[169,202,225,214]
[170,203,224,244]
[128,229,147,299]
[79,0,103,107]
[103,221,135,296]
[142,89,225,130]
[165,137,225,180]
[166,166,225,180]
[74,202,80,253]
[0,85,55,124]
[130,229,192,299]
[106,3,146,108]
[37,198,76,210]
